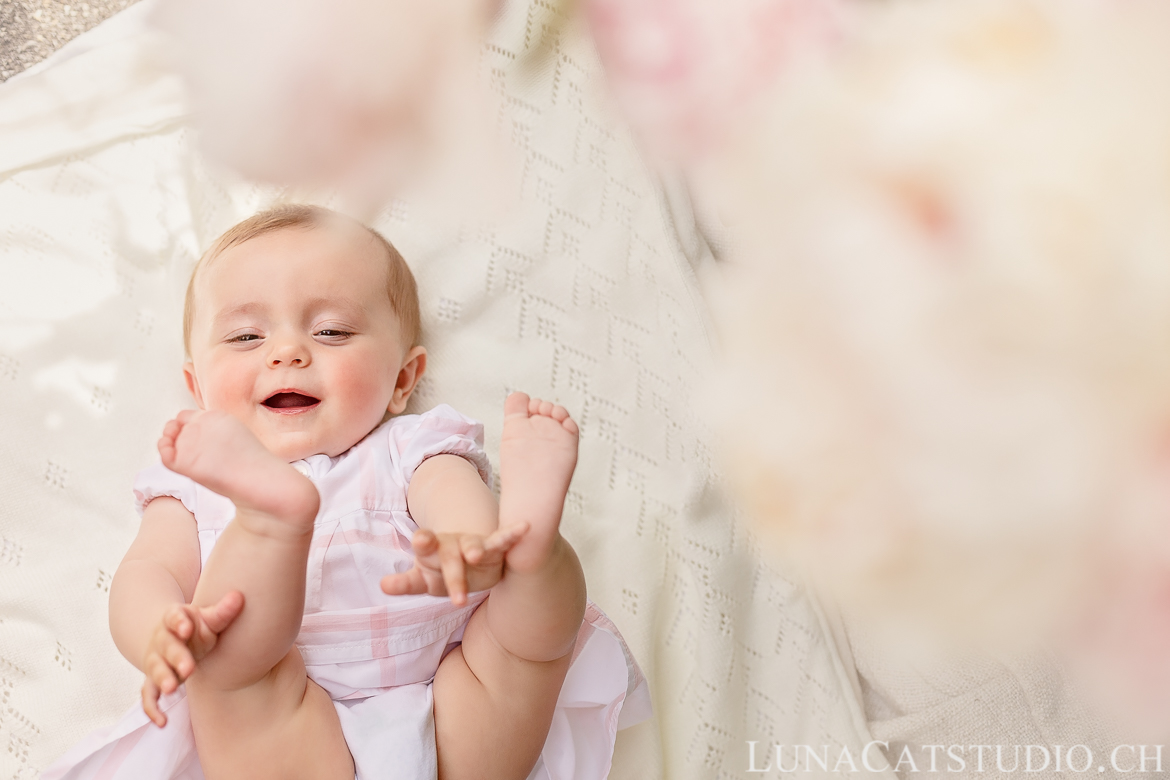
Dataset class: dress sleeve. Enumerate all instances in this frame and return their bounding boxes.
[386,404,493,490]
[131,462,236,530]
[132,462,200,517]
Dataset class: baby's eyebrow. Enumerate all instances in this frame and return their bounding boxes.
[211,302,265,330]
[303,296,369,319]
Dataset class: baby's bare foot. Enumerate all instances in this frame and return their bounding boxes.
[498,392,579,573]
[159,409,318,538]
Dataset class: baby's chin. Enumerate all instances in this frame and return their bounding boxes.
[241,403,392,461]
[256,428,361,463]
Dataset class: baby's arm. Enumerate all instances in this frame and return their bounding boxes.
[109,497,201,668]
[109,497,242,725]
[381,454,527,604]
[406,454,498,537]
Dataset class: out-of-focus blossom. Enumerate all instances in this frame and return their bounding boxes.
[152,0,507,214]
[709,0,1170,734]
[151,0,844,211]
[586,0,844,161]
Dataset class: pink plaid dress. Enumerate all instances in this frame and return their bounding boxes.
[44,405,651,780]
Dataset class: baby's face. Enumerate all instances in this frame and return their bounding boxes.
[184,223,422,462]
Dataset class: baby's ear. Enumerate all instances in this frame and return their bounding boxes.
[388,347,427,415]
[183,362,206,409]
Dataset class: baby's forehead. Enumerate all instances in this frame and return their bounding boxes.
[198,223,388,295]
[216,219,381,264]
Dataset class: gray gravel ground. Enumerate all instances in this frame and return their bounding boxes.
[0,0,141,82]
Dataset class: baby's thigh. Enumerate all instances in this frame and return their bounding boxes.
[187,646,354,780]
[433,609,572,780]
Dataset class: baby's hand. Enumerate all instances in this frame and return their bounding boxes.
[140,591,244,727]
[380,524,529,606]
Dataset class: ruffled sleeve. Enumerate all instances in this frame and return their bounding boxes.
[132,462,236,532]
[386,404,493,490]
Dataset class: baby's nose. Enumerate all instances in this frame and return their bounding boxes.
[267,339,311,367]
[269,355,304,366]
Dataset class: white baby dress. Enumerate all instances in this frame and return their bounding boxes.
[43,405,651,780]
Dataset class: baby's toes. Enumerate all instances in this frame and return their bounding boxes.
[505,391,531,417]
[157,422,181,462]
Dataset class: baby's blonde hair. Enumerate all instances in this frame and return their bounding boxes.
[183,204,421,355]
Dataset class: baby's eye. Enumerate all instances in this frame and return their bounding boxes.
[229,333,261,343]
[315,329,352,339]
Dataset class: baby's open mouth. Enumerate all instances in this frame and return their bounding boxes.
[262,392,320,410]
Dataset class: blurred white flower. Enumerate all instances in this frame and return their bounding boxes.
[152,0,506,214]
[151,0,844,212]
[709,0,1170,734]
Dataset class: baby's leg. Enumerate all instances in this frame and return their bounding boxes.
[432,393,587,780]
[159,410,354,780]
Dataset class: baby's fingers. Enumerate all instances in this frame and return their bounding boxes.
[198,590,245,636]
[145,652,180,697]
[381,567,429,596]
[482,523,529,559]
[162,638,195,683]
[459,535,485,565]
[162,604,193,641]
[438,540,467,606]
[141,677,167,728]
[411,528,439,558]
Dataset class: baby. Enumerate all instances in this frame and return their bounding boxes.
[45,205,647,780]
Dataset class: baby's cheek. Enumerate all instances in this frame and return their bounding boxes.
[201,362,256,411]
[333,356,396,416]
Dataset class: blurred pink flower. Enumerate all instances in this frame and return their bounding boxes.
[586,0,843,160]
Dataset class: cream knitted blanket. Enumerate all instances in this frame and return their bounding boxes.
[0,1,878,777]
